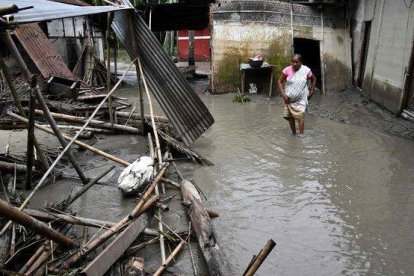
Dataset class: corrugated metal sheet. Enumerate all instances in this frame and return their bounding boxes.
[112,1,214,145]
[51,0,89,7]
[14,23,76,80]
[1,0,131,25]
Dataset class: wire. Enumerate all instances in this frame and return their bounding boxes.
[404,0,414,8]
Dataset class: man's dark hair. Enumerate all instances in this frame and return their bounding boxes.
[293,53,302,61]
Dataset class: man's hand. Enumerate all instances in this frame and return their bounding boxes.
[283,95,290,104]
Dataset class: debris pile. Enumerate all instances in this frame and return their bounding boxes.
[0,0,276,274]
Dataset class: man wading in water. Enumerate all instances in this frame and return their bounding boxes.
[278,54,317,134]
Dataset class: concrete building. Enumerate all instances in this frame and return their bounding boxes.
[350,0,414,115]
[210,0,353,94]
[210,0,414,117]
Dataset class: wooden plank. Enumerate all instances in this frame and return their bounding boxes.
[81,215,148,276]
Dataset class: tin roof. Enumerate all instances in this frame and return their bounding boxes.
[112,4,214,145]
[1,0,131,25]
[14,23,76,80]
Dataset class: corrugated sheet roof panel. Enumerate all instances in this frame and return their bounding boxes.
[14,23,76,80]
[112,6,214,145]
[1,0,131,24]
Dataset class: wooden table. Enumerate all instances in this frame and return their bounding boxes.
[240,63,275,97]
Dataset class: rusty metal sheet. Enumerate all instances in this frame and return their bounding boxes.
[1,0,131,25]
[14,23,76,80]
[112,2,214,145]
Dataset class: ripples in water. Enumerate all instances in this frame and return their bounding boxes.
[193,94,414,275]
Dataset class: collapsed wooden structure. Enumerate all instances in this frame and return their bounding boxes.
[0,0,276,274]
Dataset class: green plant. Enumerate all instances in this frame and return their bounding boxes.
[232,90,251,103]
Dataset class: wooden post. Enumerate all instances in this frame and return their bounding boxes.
[34,88,89,184]
[268,66,274,98]
[188,30,195,66]
[0,199,77,248]
[181,179,232,275]
[25,75,37,190]
[0,54,49,171]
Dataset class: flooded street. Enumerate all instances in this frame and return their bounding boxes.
[4,83,413,275]
[190,93,414,275]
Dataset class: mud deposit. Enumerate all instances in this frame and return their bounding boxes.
[190,92,414,275]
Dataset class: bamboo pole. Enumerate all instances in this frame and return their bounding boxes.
[31,109,140,134]
[0,199,77,248]
[25,75,36,190]
[26,247,50,275]
[25,224,72,276]
[59,194,158,270]
[0,54,49,171]
[153,240,186,276]
[136,58,162,166]
[106,12,114,129]
[24,209,115,228]
[19,243,47,274]
[34,88,88,183]
[0,59,136,236]
[243,239,276,276]
[136,57,166,264]
[115,111,169,123]
[125,237,159,256]
[0,160,33,173]
[8,112,131,167]
[42,124,112,134]
[161,177,181,188]
[59,164,168,269]
[66,165,115,206]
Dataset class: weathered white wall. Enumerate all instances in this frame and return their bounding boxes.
[354,0,414,113]
[47,17,104,62]
[211,0,352,94]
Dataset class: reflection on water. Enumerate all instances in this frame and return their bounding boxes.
[192,94,414,275]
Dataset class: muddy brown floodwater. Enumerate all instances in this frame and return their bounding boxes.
[187,91,414,275]
[7,79,413,275]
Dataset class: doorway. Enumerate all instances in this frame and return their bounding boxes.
[403,42,414,112]
[293,38,322,90]
[357,21,371,89]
